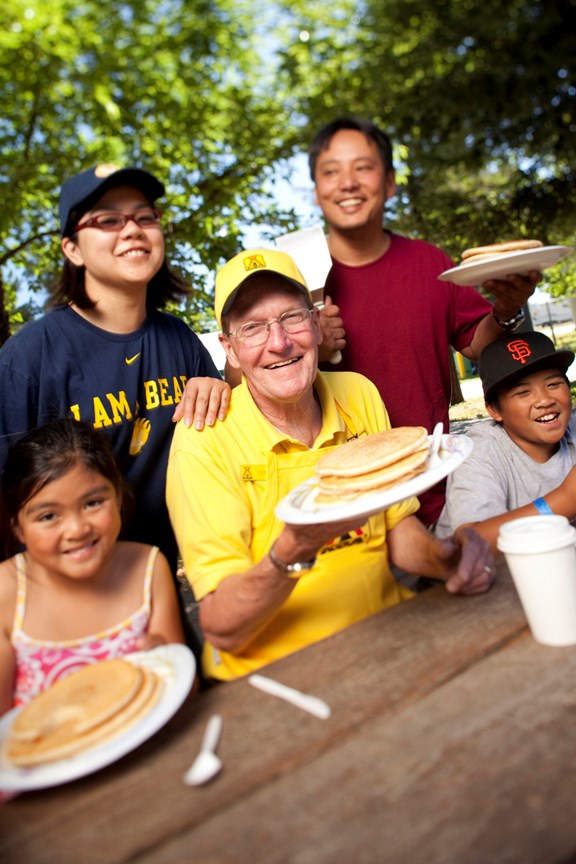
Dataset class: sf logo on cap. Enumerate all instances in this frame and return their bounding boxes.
[507,339,532,365]
[242,253,266,272]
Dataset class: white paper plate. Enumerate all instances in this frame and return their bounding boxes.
[438,245,573,286]
[0,644,195,793]
[275,434,473,526]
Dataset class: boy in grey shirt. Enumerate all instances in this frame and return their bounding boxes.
[436,331,576,551]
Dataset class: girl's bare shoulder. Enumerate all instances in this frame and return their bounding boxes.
[0,557,19,629]
[0,556,18,587]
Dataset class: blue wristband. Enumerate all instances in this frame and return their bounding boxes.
[533,497,553,515]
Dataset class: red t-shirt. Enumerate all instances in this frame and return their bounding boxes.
[322,233,491,525]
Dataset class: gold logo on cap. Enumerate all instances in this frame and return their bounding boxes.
[242,253,266,272]
[94,164,120,178]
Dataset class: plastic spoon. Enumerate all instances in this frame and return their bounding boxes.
[183,714,223,786]
[427,422,444,469]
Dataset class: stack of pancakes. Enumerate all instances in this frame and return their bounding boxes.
[314,426,430,504]
[4,658,163,767]
[461,239,542,265]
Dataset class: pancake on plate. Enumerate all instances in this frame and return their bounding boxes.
[314,426,429,505]
[4,658,163,767]
[460,239,542,265]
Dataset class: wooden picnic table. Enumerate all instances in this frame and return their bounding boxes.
[2,558,576,864]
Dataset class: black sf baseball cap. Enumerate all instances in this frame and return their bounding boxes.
[59,164,165,236]
[479,331,574,402]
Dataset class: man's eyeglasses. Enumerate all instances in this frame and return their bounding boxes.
[227,307,314,347]
[72,208,163,233]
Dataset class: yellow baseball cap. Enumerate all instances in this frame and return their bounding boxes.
[214,248,312,327]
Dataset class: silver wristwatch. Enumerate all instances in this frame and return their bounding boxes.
[493,308,525,332]
[269,543,317,578]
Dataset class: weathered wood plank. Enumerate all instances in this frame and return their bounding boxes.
[0,564,532,864]
[135,633,576,864]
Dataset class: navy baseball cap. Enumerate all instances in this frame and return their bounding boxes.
[59,164,165,236]
[479,331,574,402]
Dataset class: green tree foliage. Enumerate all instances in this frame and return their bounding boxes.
[0,0,308,342]
[276,0,576,284]
[2,0,575,344]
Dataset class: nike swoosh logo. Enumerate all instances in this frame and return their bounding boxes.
[125,353,141,366]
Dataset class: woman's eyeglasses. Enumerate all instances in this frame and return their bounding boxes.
[72,208,163,233]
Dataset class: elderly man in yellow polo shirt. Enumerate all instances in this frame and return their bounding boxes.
[166,248,494,681]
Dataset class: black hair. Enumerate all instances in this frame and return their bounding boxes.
[308,116,394,182]
[48,258,189,311]
[0,418,132,556]
[49,200,189,311]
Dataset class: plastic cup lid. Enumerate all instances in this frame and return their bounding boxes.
[497,515,576,554]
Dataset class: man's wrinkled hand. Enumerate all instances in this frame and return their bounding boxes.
[437,526,496,595]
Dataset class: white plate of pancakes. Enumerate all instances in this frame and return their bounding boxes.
[438,243,573,286]
[0,644,195,793]
[275,427,473,526]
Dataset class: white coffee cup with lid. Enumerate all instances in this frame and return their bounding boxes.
[497,514,576,646]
